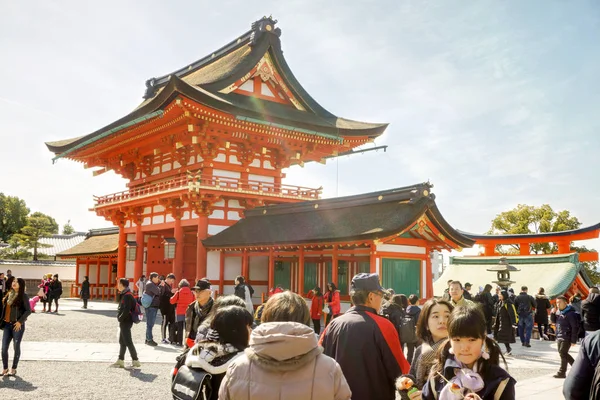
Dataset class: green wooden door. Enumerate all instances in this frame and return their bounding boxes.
[303,262,318,294]
[381,258,420,297]
[325,261,349,295]
[358,261,370,274]
[274,261,291,290]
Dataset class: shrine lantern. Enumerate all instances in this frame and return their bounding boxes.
[487,257,520,289]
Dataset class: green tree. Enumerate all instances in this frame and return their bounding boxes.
[0,193,30,242]
[11,212,59,260]
[62,220,74,235]
[488,204,581,254]
[489,204,599,285]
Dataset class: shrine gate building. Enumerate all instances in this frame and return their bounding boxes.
[46,17,473,300]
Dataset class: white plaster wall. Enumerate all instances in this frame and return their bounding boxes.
[207,252,220,281]
[224,257,242,280]
[1,263,76,280]
[89,264,99,284]
[227,211,241,221]
[376,258,380,275]
[126,233,135,241]
[182,211,191,220]
[173,161,181,169]
[222,285,235,296]
[78,265,86,283]
[214,200,225,207]
[211,210,225,219]
[125,260,134,279]
[152,215,164,224]
[143,217,152,226]
[250,285,268,302]
[100,264,109,284]
[249,174,274,183]
[125,221,131,228]
[166,214,175,223]
[376,244,426,254]
[152,166,160,175]
[144,207,152,214]
[154,205,165,213]
[250,159,261,168]
[162,163,172,173]
[214,169,240,179]
[208,225,227,235]
[263,160,274,170]
[215,153,227,162]
[228,155,242,165]
[249,256,268,281]
[422,260,427,297]
[228,200,241,208]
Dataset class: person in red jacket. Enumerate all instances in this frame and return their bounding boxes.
[169,279,195,347]
[325,282,341,327]
[309,286,325,334]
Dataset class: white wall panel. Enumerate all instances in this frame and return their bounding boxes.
[208,225,227,235]
[376,244,426,254]
[248,174,274,183]
[227,211,241,221]
[249,256,268,281]
[214,169,240,179]
[211,210,225,219]
[225,257,242,280]
[206,252,220,281]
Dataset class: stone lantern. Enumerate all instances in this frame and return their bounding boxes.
[486,257,520,289]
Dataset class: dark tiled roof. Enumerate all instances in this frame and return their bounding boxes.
[38,232,87,256]
[203,183,474,249]
[45,17,388,155]
[57,233,118,257]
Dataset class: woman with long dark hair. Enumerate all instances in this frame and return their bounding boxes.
[494,290,518,355]
[396,298,454,394]
[1,277,31,376]
[324,282,341,326]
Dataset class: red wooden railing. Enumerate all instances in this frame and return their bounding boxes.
[94,175,321,206]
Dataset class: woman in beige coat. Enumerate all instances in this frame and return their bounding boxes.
[218,291,351,400]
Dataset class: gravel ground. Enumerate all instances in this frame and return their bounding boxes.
[25,305,165,344]
[0,361,172,399]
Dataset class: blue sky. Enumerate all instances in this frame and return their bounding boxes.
[0,1,598,252]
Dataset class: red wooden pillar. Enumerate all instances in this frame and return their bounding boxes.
[370,243,377,274]
[96,258,101,299]
[117,225,126,279]
[219,251,225,294]
[332,245,339,286]
[298,246,305,296]
[174,217,184,280]
[557,240,571,254]
[268,247,275,291]
[242,249,249,280]
[483,243,495,256]
[425,249,433,299]
[134,222,144,281]
[196,214,209,280]
[519,243,530,256]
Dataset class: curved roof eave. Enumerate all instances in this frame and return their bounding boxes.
[426,204,476,249]
[459,221,600,241]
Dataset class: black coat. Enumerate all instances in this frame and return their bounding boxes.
[563,329,600,399]
[47,280,63,299]
[494,301,517,344]
[582,293,600,332]
[534,294,551,325]
[551,305,580,343]
[381,302,405,338]
[117,289,136,324]
[80,280,90,300]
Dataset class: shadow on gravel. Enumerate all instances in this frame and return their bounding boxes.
[128,369,158,383]
[0,375,37,391]
[71,309,117,318]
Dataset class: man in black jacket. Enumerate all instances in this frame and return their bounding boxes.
[159,274,176,344]
[564,329,600,399]
[551,295,580,378]
[514,286,536,347]
[143,272,163,346]
[320,273,410,400]
[112,278,140,368]
[582,287,600,335]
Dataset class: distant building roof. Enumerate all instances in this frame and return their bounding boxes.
[39,232,87,256]
[56,227,120,257]
[434,253,591,299]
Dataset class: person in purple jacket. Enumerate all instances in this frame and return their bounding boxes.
[551,295,580,379]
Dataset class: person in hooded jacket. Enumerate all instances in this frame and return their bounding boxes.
[494,290,517,355]
[111,278,140,369]
[550,295,580,378]
[218,291,351,400]
[582,287,600,336]
[535,287,551,340]
[186,305,254,400]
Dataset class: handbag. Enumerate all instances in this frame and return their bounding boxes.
[141,293,154,309]
[37,288,46,299]
[322,306,329,314]
[171,364,212,400]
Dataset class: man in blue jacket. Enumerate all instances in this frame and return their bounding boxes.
[563,329,600,399]
[551,295,580,378]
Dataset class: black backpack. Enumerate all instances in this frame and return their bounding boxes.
[171,347,213,400]
[399,314,417,344]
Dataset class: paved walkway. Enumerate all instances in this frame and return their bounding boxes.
[18,299,581,397]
